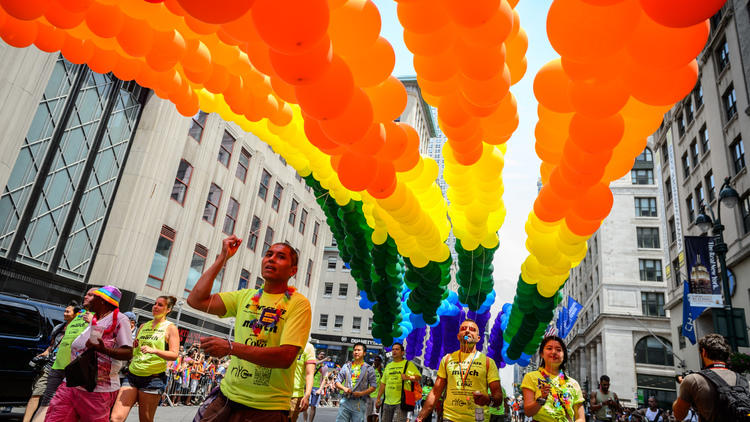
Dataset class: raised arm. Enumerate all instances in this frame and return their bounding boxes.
[187,236,242,316]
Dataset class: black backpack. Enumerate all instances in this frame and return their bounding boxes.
[698,369,750,421]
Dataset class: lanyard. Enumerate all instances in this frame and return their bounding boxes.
[458,351,479,389]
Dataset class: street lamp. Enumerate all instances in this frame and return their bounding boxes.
[694,176,740,351]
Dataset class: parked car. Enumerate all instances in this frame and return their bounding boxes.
[0,294,65,407]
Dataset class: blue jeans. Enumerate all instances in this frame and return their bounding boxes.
[336,397,367,422]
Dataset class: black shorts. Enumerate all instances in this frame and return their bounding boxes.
[122,371,167,394]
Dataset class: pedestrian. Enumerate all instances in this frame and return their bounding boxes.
[415,319,503,422]
[32,289,96,422]
[124,311,138,340]
[673,333,750,421]
[308,351,331,421]
[111,295,179,422]
[418,377,433,422]
[590,375,621,422]
[291,342,316,422]
[45,286,134,422]
[636,397,663,422]
[485,385,510,422]
[376,343,421,422]
[367,356,385,422]
[23,301,80,422]
[187,236,312,422]
[521,335,585,422]
[335,342,378,422]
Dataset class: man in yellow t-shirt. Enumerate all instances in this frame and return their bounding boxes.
[416,319,504,422]
[291,342,316,422]
[376,343,421,422]
[188,236,312,422]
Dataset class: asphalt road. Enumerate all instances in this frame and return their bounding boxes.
[125,404,342,422]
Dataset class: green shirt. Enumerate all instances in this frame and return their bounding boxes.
[219,288,312,410]
[129,319,172,376]
[437,351,500,422]
[382,360,420,405]
[370,369,383,398]
[521,370,584,422]
[313,363,327,388]
[51,313,90,370]
[486,386,507,416]
[293,343,316,397]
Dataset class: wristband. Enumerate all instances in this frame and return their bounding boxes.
[227,338,233,356]
[536,397,547,406]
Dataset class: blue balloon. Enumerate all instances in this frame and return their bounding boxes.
[447,291,459,305]
[359,293,374,309]
[502,303,513,314]
[409,312,427,329]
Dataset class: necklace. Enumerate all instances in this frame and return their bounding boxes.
[246,286,296,337]
[457,350,479,403]
[539,367,573,417]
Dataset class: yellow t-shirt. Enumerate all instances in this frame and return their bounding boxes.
[437,351,500,422]
[219,288,312,410]
[382,360,421,405]
[520,370,584,422]
[293,343,316,397]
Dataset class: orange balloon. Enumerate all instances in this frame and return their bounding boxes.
[223,75,249,115]
[182,38,212,81]
[350,123,385,156]
[136,67,161,92]
[329,0,380,57]
[533,59,574,113]
[112,57,143,81]
[533,185,569,223]
[0,15,37,47]
[145,30,185,72]
[505,27,528,63]
[640,0,725,28]
[455,40,504,81]
[204,65,231,93]
[547,167,584,200]
[220,7,255,42]
[364,76,408,122]
[569,77,629,117]
[295,55,354,120]
[561,51,627,81]
[438,92,471,127]
[116,17,154,57]
[460,68,510,109]
[404,25,455,57]
[535,142,563,165]
[547,0,639,61]
[303,114,345,155]
[569,113,624,154]
[269,36,333,86]
[564,213,600,236]
[628,14,709,69]
[87,48,119,74]
[338,151,378,191]
[182,15,219,35]
[559,151,609,188]
[0,0,48,20]
[539,162,554,185]
[417,74,458,98]
[537,104,573,133]
[458,1,513,47]
[252,0,329,54]
[480,93,518,142]
[393,123,420,171]
[57,0,92,14]
[573,183,613,221]
[344,36,395,87]
[619,97,670,137]
[627,59,699,106]
[319,88,373,145]
[34,22,65,52]
[448,135,482,154]
[44,3,84,29]
[439,115,481,141]
[61,36,95,64]
[452,141,483,165]
[443,0,500,28]
[217,28,241,46]
[176,0,254,24]
[175,86,199,117]
[270,76,298,103]
[413,49,458,82]
[397,0,449,34]
[269,102,293,126]
[242,33,275,76]
[458,94,499,118]
[507,56,527,85]
[84,2,123,38]
[367,160,397,199]
[377,122,408,162]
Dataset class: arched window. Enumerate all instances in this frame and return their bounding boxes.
[632,147,655,185]
[635,336,674,366]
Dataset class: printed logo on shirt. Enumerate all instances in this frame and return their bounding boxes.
[230,366,253,379]
[253,367,272,386]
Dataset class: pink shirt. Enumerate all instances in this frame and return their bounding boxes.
[70,311,133,392]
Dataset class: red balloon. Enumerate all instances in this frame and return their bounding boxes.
[319,88,374,145]
[34,23,65,53]
[569,113,624,154]
[565,213,601,236]
[338,152,378,191]
[269,36,332,86]
[295,55,354,120]
[367,160,397,199]
[85,2,123,38]
[573,183,613,221]
[252,0,329,54]
[377,122,408,162]
[0,0,48,20]
[533,59,574,113]
[303,114,345,155]
[0,15,37,48]
[177,0,254,24]
[628,14,709,69]
[452,142,483,165]
[640,0,726,28]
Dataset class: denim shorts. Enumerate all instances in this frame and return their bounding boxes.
[122,371,167,394]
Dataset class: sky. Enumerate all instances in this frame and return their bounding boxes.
[373,0,557,390]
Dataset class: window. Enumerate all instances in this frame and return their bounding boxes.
[635,197,657,217]
[665,176,672,202]
[694,83,703,109]
[334,315,343,330]
[324,282,333,297]
[328,258,337,270]
[262,227,274,254]
[695,184,704,207]
[0,302,41,337]
[634,335,673,365]
[248,216,261,251]
[716,37,730,73]
[218,130,235,167]
[690,139,699,166]
[289,199,299,226]
[672,258,681,287]
[146,225,176,289]
[681,152,690,178]
[741,193,750,234]
[639,259,663,282]
[338,283,348,298]
[236,148,251,182]
[705,171,715,201]
[631,148,654,185]
[305,259,313,287]
[668,217,676,243]
[636,227,660,248]
[661,143,669,165]
[677,112,686,137]
[319,314,329,329]
[699,124,709,153]
[313,222,320,245]
[258,169,271,200]
[222,197,239,234]
[723,85,737,120]
[356,288,361,298]
[171,160,193,205]
[352,316,362,332]
[730,136,746,174]
[202,183,222,225]
[271,182,283,212]
[299,209,308,234]
[184,244,208,297]
[255,277,264,289]
[641,292,666,317]
[685,98,694,124]
[239,269,250,290]
[188,111,208,143]
[686,195,695,223]
[368,317,373,331]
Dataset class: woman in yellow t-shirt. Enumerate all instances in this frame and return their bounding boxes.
[521,336,585,422]
[111,296,180,422]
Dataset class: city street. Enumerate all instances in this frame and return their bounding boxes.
[125,405,342,422]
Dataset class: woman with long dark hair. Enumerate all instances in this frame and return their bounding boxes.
[521,336,585,422]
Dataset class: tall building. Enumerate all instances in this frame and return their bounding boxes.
[309,78,437,363]
[561,142,674,409]
[652,0,750,374]
[0,44,327,342]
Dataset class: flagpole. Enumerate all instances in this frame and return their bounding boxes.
[626,312,687,369]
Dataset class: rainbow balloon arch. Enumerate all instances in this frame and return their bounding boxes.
[0,0,725,366]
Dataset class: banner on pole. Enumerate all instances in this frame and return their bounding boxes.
[684,236,723,308]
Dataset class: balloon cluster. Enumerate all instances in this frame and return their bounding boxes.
[486,304,509,368]
[404,257,451,325]
[455,241,497,310]
[405,326,426,361]
[424,325,443,370]
[440,308,464,358]
[506,0,723,360]
[370,238,409,346]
